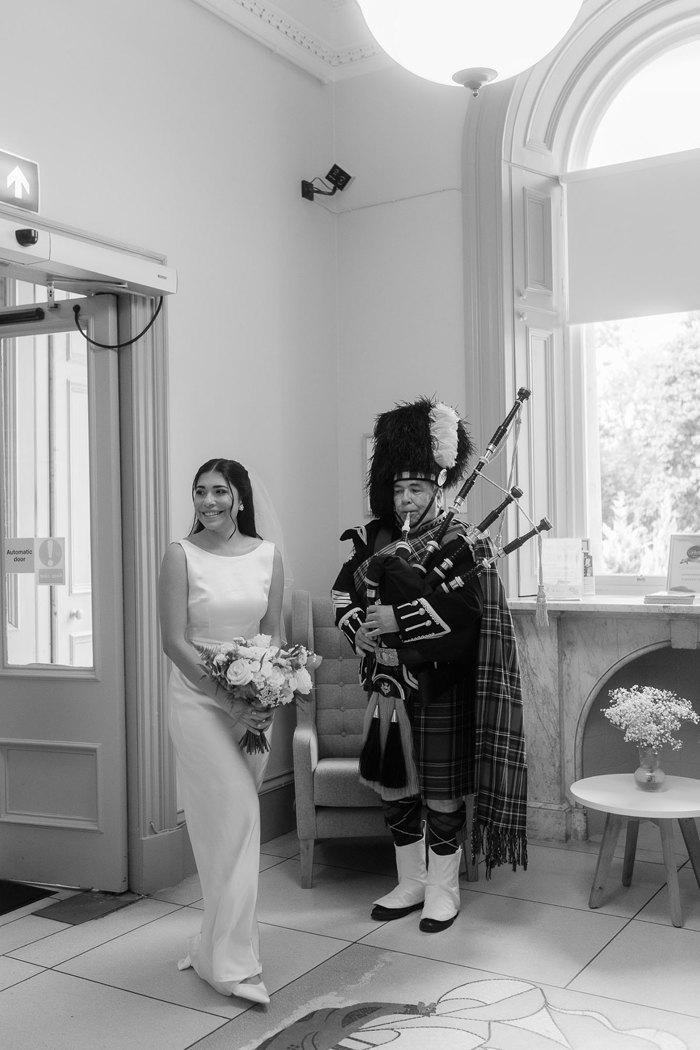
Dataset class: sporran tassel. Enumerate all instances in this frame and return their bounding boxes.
[380,707,407,788]
[359,704,382,781]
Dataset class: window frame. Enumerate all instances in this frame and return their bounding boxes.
[461,0,700,598]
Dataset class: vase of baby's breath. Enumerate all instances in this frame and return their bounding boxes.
[634,746,665,790]
[602,685,700,792]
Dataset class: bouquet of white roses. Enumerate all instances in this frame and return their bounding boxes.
[198,633,321,753]
[602,684,699,751]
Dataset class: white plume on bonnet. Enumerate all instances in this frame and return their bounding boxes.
[429,402,460,468]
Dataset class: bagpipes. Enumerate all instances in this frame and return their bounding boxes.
[362,387,552,704]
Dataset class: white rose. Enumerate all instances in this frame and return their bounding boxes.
[246,646,267,662]
[249,633,272,649]
[289,667,313,694]
[226,659,254,686]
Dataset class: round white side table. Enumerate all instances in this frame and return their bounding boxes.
[570,774,700,927]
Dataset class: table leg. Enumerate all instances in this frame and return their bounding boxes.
[622,818,639,887]
[678,818,700,889]
[589,812,624,909]
[658,819,683,928]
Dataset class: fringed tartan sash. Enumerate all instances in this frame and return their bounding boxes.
[352,520,528,876]
[470,537,528,877]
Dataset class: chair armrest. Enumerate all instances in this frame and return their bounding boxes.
[293,724,319,839]
[293,724,319,775]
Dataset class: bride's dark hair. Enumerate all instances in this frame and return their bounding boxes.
[189,458,259,538]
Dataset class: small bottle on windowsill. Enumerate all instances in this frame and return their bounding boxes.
[582,539,595,595]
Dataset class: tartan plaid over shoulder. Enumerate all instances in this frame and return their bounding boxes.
[471,537,528,877]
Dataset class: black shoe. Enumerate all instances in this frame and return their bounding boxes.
[371,900,424,921]
[419,912,458,933]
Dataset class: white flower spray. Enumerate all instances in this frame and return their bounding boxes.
[603,685,699,750]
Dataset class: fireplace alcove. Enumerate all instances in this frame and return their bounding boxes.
[509,597,700,843]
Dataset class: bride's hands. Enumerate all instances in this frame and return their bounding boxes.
[228,698,274,732]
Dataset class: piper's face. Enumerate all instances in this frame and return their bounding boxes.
[392,478,441,528]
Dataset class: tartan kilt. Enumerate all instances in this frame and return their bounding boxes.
[409,673,476,800]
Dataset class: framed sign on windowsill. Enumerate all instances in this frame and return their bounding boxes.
[666,533,700,593]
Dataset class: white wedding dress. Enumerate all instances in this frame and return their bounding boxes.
[167,538,275,995]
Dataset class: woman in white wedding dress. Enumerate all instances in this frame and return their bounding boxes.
[159,458,285,1005]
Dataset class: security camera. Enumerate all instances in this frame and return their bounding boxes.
[15,228,39,247]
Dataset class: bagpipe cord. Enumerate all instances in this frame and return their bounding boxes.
[382,796,423,846]
[427,802,466,856]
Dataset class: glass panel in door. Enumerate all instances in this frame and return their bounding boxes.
[3,283,94,666]
[0,283,127,890]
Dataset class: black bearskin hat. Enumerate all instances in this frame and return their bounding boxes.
[367,396,473,520]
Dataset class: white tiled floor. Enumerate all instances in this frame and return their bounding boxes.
[3,827,700,1049]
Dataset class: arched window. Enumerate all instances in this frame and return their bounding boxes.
[586,39,700,168]
[463,1,700,597]
[571,38,700,583]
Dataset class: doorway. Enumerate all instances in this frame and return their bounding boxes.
[0,283,127,891]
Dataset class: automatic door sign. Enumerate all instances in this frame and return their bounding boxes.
[0,149,40,213]
[4,537,65,584]
[4,539,35,573]
[37,538,65,585]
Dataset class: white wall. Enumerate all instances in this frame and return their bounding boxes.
[0,0,478,589]
[0,2,476,821]
[0,0,350,804]
[0,0,339,597]
[332,67,472,534]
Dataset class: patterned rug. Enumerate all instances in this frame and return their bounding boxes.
[252,976,690,1050]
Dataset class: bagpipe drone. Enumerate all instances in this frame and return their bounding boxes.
[362,389,552,706]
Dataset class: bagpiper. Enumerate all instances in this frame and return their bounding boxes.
[331,395,527,932]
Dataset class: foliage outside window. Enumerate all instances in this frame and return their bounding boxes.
[588,312,700,576]
[582,39,700,585]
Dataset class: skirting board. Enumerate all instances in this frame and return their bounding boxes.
[129,780,297,895]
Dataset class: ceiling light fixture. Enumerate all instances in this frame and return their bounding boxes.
[356,0,584,96]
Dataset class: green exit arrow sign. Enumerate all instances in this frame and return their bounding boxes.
[0,149,40,213]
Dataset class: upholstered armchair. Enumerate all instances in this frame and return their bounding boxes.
[291,590,387,887]
[291,589,479,888]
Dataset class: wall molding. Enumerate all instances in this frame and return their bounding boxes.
[118,296,175,894]
[0,739,101,831]
[190,0,384,82]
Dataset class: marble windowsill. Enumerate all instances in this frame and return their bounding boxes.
[509,595,700,616]
[508,591,700,843]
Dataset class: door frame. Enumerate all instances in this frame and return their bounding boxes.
[117,294,189,893]
[0,204,182,892]
[0,294,127,889]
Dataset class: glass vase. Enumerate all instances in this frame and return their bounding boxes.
[634,746,665,790]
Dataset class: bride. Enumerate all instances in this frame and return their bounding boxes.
[159,458,285,1004]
